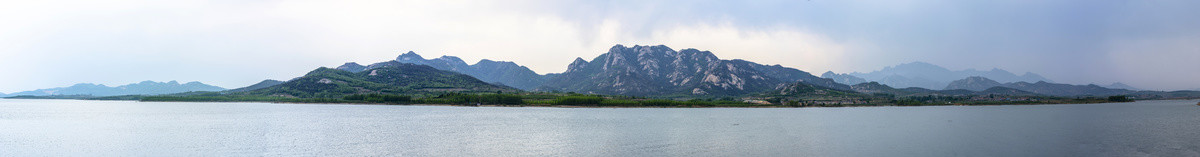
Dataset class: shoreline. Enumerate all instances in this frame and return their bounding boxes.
[141,99,1199,109]
[7,98,1196,108]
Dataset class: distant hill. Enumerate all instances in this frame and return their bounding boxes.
[226,80,285,92]
[335,62,367,72]
[850,81,1038,97]
[938,76,1134,96]
[6,81,225,97]
[340,51,546,90]
[944,76,1003,91]
[1103,82,1140,91]
[1001,81,1134,97]
[770,82,868,99]
[848,62,1053,89]
[851,82,915,95]
[537,44,847,97]
[821,71,867,85]
[245,63,518,98]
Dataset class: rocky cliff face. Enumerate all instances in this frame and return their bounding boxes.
[538,44,847,96]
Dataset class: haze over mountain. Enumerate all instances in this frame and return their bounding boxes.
[851,81,1039,97]
[5,81,225,97]
[821,71,868,85]
[1001,81,1135,97]
[938,77,1136,96]
[1103,82,1140,91]
[538,45,847,96]
[843,62,1053,89]
[944,76,1004,91]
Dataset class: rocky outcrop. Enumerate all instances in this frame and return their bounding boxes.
[538,44,847,96]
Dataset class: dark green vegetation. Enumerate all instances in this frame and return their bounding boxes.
[754,81,1155,107]
[1108,95,1133,102]
[243,64,517,98]
[127,76,1195,107]
[141,92,757,107]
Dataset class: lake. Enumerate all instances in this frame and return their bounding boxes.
[1,99,1198,156]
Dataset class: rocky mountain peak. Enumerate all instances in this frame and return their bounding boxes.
[822,71,836,77]
[435,55,465,63]
[356,51,547,90]
[565,57,589,73]
[540,44,846,96]
[397,51,424,61]
[340,62,363,67]
[336,62,368,72]
[571,57,588,64]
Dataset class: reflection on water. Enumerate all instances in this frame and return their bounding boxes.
[1,99,1198,156]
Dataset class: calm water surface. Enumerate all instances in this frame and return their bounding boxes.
[2,99,1199,156]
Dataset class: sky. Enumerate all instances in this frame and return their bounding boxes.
[1,0,1198,93]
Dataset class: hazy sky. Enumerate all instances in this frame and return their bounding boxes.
[1,0,1198,93]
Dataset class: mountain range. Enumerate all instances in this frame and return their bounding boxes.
[821,71,868,85]
[942,77,1135,96]
[4,81,225,97]
[943,76,1003,91]
[537,45,847,96]
[9,44,1184,101]
[242,63,517,98]
[332,45,846,97]
[295,45,1158,98]
[850,81,1039,97]
[838,62,1053,89]
[337,51,546,90]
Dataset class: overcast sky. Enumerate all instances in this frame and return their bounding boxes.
[1,0,1198,93]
